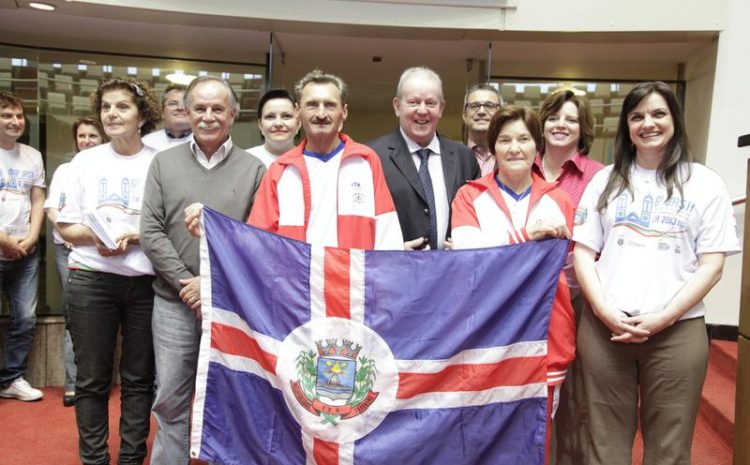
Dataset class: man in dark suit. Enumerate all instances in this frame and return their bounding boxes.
[368,67,480,250]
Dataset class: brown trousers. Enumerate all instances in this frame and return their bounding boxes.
[551,293,589,465]
[577,308,708,465]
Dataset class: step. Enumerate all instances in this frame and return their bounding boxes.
[709,339,738,381]
[690,411,734,465]
[699,360,735,446]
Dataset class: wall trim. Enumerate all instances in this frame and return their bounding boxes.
[707,324,739,341]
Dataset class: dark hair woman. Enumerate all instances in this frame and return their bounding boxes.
[572,81,740,465]
[246,88,300,167]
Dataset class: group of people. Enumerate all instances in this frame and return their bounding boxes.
[0,63,740,465]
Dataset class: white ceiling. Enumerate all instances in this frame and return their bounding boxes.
[0,1,717,112]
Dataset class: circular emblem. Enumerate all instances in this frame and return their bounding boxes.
[276,318,398,442]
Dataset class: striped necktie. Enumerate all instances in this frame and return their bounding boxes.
[416,148,437,250]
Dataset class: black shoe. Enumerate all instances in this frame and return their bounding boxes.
[63,392,75,407]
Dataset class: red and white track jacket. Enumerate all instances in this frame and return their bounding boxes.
[451,172,576,385]
[247,134,403,250]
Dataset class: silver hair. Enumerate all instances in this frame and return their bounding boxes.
[395,67,444,101]
[184,76,239,112]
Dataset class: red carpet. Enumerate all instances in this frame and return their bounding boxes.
[0,386,206,465]
[0,341,737,464]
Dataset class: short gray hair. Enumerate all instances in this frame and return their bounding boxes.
[463,83,503,108]
[395,67,444,101]
[294,69,348,105]
[184,76,238,112]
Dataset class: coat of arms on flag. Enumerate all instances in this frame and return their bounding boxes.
[190,208,569,465]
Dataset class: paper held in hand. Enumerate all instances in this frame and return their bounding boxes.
[84,209,137,250]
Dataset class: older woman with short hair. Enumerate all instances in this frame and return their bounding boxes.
[451,106,577,463]
[452,105,574,247]
[57,77,161,465]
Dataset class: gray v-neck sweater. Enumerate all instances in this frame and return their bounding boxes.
[141,143,266,300]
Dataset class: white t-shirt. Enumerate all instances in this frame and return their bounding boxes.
[57,143,157,276]
[142,129,191,152]
[247,144,280,169]
[499,188,531,231]
[0,143,45,258]
[43,162,72,245]
[304,148,344,247]
[573,163,741,320]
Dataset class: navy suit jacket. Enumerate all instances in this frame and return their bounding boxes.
[368,129,481,243]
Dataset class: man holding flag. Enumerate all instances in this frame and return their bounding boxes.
[141,76,266,465]
[247,69,403,250]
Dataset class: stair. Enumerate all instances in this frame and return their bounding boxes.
[632,339,736,465]
[699,340,737,444]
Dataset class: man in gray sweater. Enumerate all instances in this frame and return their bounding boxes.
[140,76,266,465]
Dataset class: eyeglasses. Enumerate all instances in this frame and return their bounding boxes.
[465,101,500,112]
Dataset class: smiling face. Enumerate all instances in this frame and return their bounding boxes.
[258,97,300,149]
[187,80,236,154]
[393,73,445,147]
[162,89,190,134]
[100,88,143,140]
[0,104,25,149]
[76,123,103,151]
[494,118,537,179]
[627,92,674,159]
[543,100,580,151]
[463,89,500,136]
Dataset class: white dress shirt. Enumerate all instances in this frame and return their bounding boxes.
[400,128,449,249]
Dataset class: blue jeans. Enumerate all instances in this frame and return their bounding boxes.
[54,243,76,392]
[67,269,155,465]
[150,294,201,465]
[0,251,39,386]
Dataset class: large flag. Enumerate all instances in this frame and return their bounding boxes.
[191,208,568,465]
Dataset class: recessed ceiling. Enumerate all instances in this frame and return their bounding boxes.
[0,1,717,116]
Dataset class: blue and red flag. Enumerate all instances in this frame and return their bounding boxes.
[190,207,568,465]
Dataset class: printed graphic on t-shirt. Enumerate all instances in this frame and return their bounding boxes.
[613,193,695,252]
[96,176,144,215]
[0,168,37,196]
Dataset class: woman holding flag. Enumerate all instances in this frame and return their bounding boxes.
[450,105,576,462]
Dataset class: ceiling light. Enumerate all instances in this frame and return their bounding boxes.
[29,2,56,11]
[165,73,196,86]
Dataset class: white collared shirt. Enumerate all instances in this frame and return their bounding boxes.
[190,136,233,170]
[400,128,449,249]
